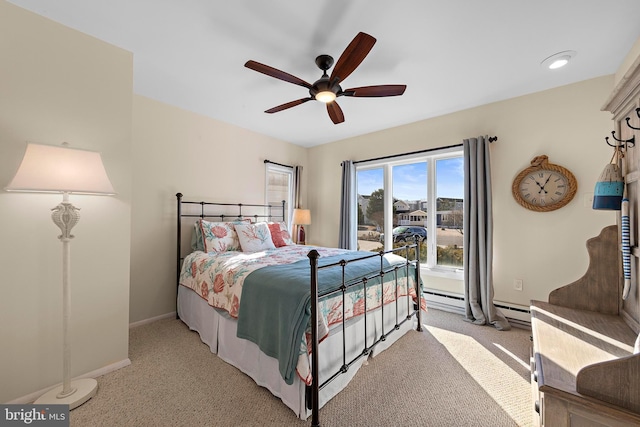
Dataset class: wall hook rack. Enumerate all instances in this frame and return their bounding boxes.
[606,131,635,148]
[625,107,640,130]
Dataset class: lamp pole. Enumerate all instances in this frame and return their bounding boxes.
[35,192,98,408]
[51,192,80,398]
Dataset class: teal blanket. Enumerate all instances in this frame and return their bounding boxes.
[236,251,393,385]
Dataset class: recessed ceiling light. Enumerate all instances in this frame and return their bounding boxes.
[541,50,576,70]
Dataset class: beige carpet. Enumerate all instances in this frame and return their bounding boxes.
[71,309,533,427]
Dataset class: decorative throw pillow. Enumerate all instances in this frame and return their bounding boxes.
[193,218,252,252]
[199,220,243,252]
[268,221,294,247]
[191,221,205,251]
[235,222,276,252]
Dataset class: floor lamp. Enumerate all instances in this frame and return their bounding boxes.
[5,142,115,409]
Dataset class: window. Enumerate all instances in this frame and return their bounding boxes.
[265,163,294,226]
[355,147,464,275]
[356,167,384,252]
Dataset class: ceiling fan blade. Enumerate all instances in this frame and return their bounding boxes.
[342,85,407,97]
[329,32,376,83]
[265,97,313,114]
[245,60,312,89]
[327,101,345,124]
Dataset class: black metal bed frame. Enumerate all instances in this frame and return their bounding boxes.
[175,192,286,302]
[176,193,423,427]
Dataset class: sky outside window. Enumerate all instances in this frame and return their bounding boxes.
[358,158,463,200]
[436,158,464,199]
[393,163,426,200]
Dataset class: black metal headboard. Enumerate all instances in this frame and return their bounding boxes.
[175,192,286,298]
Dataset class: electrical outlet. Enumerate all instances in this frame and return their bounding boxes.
[514,279,523,291]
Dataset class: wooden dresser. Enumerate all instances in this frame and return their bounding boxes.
[530,226,640,426]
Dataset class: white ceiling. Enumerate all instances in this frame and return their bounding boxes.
[8,0,640,147]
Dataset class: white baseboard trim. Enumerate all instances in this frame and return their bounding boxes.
[129,311,176,329]
[8,358,132,404]
[424,289,531,328]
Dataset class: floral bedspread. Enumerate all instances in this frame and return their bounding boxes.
[179,245,423,384]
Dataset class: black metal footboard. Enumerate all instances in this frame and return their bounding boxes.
[176,193,424,425]
[307,244,423,427]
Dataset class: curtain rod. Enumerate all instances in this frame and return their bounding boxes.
[264,159,294,169]
[350,136,497,165]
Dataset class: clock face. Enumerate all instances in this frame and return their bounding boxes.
[518,169,569,207]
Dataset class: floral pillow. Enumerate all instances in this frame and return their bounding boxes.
[193,218,251,252]
[267,221,294,247]
[199,220,243,252]
[235,222,276,252]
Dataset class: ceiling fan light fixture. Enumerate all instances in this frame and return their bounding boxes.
[315,91,336,103]
[541,50,576,70]
[245,32,405,124]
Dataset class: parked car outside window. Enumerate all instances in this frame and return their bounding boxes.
[380,226,427,243]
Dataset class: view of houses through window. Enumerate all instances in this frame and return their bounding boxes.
[356,149,464,271]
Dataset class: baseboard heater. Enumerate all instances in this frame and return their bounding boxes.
[423,290,531,328]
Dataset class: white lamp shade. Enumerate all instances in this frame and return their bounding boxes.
[292,208,311,225]
[5,143,115,195]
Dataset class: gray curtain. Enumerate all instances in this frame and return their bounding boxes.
[292,166,302,210]
[463,137,510,330]
[339,160,356,249]
[291,165,302,236]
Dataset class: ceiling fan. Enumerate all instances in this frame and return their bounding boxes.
[244,32,406,124]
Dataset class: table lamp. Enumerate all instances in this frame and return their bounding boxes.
[292,208,311,245]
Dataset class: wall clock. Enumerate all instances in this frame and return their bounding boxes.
[512,155,578,211]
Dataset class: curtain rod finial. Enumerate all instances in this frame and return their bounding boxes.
[489,136,498,142]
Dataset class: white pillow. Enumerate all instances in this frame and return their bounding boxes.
[235,222,276,252]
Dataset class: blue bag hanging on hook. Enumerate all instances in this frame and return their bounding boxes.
[593,148,624,210]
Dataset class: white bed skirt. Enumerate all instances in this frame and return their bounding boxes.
[177,285,416,419]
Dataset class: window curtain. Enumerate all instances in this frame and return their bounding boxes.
[291,165,302,234]
[339,160,356,249]
[293,166,302,209]
[463,137,510,331]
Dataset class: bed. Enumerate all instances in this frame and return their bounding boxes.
[175,193,425,426]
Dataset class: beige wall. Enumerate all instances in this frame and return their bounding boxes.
[129,95,308,323]
[307,76,617,307]
[0,1,132,403]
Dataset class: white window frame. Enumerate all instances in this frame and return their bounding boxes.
[265,163,294,229]
[355,146,464,279]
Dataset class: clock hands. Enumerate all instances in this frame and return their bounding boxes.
[526,172,557,197]
[538,174,552,194]
[533,178,548,194]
